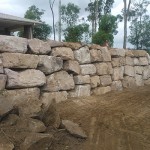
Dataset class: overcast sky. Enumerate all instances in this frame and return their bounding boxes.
[0,0,148,48]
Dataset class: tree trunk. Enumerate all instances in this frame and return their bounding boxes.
[123,0,127,49]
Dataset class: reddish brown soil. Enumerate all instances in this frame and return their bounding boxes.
[55,85,150,150]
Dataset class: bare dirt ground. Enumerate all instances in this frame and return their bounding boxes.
[53,85,150,150]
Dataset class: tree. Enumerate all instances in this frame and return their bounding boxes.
[19,5,52,40]
[49,0,56,40]
[92,14,119,46]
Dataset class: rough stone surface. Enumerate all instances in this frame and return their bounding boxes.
[47,39,63,47]
[90,49,103,62]
[112,67,124,81]
[63,60,80,75]
[111,81,123,91]
[0,74,7,91]
[89,44,102,50]
[42,71,75,92]
[90,76,100,88]
[74,46,91,64]
[1,53,39,69]
[42,99,61,128]
[0,58,4,74]
[28,38,51,54]
[111,57,125,67]
[20,133,53,150]
[68,85,91,97]
[139,57,149,66]
[134,66,143,75]
[100,47,111,61]
[51,47,74,60]
[110,48,125,57]
[125,57,134,66]
[124,66,135,77]
[143,66,150,80]
[95,63,111,75]
[5,69,46,89]
[144,78,150,85]
[133,58,140,66]
[63,42,82,50]
[107,62,113,75]
[40,91,68,105]
[92,86,111,95]
[74,75,90,85]
[146,53,150,64]
[131,50,147,57]
[38,55,63,75]
[100,75,112,86]
[135,74,144,86]
[122,76,136,88]
[125,50,134,57]
[80,64,96,75]
[61,120,87,139]
[0,35,27,53]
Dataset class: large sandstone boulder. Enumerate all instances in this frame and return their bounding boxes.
[111,57,125,67]
[74,46,91,64]
[92,86,111,95]
[107,62,113,75]
[68,85,91,97]
[139,57,149,66]
[63,60,80,75]
[135,74,144,86]
[124,66,135,77]
[63,42,82,50]
[95,63,111,75]
[80,64,96,75]
[38,55,63,75]
[74,75,90,85]
[110,48,125,57]
[42,71,75,92]
[28,38,51,54]
[134,66,143,75]
[1,53,39,69]
[111,81,123,91]
[5,69,46,89]
[112,67,124,81]
[122,76,136,88]
[125,57,134,66]
[51,47,74,60]
[40,91,68,104]
[90,76,100,88]
[100,47,111,61]
[0,74,7,91]
[0,35,27,53]
[100,75,112,86]
[90,49,103,62]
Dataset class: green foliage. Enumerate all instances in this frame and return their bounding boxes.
[92,14,119,46]
[19,5,52,40]
[64,23,89,42]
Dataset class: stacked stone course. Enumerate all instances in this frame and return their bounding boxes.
[0,35,150,108]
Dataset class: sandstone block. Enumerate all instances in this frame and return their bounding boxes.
[63,42,82,50]
[90,76,100,88]
[111,57,125,67]
[42,71,75,92]
[0,35,27,53]
[51,47,74,60]
[139,57,149,66]
[47,39,63,47]
[143,66,150,80]
[63,60,80,75]
[133,58,140,66]
[122,76,136,88]
[107,62,113,75]
[95,63,111,75]
[134,66,143,75]
[89,44,102,50]
[0,74,7,91]
[111,81,123,91]
[92,86,111,95]
[74,46,91,64]
[100,47,111,61]
[124,66,135,77]
[61,120,87,139]
[40,91,68,105]
[131,50,147,57]
[38,55,63,75]
[146,53,150,64]
[28,38,51,54]
[100,75,112,86]
[68,85,91,97]
[144,78,150,85]
[125,50,134,57]
[90,49,103,62]
[0,58,4,74]
[74,75,90,85]
[1,53,39,69]
[135,74,144,86]
[80,64,96,75]
[110,48,125,57]
[5,69,46,89]
[112,67,124,81]
[125,57,134,66]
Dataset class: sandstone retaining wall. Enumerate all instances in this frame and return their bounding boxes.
[0,35,150,106]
